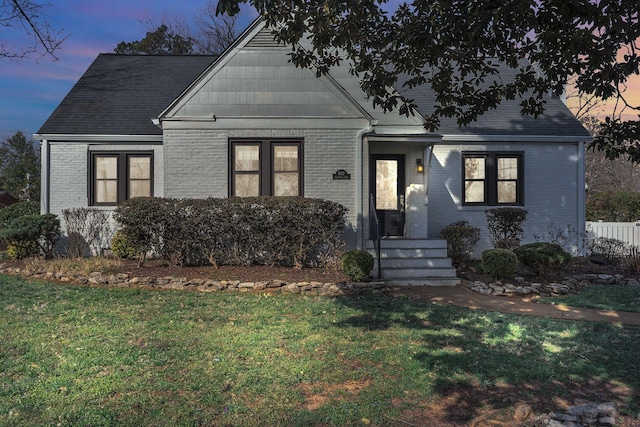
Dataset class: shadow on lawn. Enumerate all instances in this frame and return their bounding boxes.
[331,293,640,424]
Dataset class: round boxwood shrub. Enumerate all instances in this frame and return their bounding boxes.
[513,242,571,275]
[341,249,374,281]
[481,248,518,280]
[111,231,137,259]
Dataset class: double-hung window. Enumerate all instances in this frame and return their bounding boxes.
[90,152,153,206]
[462,152,523,206]
[231,140,302,197]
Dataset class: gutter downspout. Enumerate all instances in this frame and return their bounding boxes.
[356,122,374,249]
[40,139,50,214]
[577,141,586,255]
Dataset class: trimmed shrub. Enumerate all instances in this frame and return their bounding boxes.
[439,220,480,265]
[586,237,628,264]
[513,242,571,275]
[481,248,518,280]
[341,250,374,281]
[485,207,528,249]
[111,231,137,259]
[114,196,348,268]
[0,214,60,259]
[62,207,111,258]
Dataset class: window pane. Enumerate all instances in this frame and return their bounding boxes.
[235,174,260,197]
[465,181,485,203]
[498,157,518,180]
[129,180,151,198]
[274,146,299,171]
[464,158,485,179]
[376,160,398,210]
[498,181,517,203]
[96,180,117,203]
[96,157,117,179]
[274,172,299,196]
[129,157,150,179]
[235,145,260,171]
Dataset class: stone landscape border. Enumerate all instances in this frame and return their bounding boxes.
[463,273,640,297]
[0,264,386,296]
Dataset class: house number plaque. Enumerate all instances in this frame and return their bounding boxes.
[333,169,351,180]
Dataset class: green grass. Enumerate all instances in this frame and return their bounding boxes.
[1,274,639,426]
[539,284,640,312]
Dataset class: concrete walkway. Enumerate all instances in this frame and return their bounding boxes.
[389,285,640,326]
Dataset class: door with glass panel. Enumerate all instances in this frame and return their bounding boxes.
[370,154,406,237]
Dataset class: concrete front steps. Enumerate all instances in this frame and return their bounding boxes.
[366,238,460,286]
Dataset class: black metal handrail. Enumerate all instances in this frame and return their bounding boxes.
[369,194,381,278]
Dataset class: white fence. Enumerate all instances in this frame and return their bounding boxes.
[586,221,640,248]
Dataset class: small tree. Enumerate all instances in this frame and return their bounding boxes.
[485,207,528,250]
[0,132,40,202]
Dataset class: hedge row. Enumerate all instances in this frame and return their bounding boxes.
[114,197,348,268]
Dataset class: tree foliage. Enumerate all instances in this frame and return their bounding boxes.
[115,24,195,55]
[217,0,640,160]
[0,0,66,60]
[0,131,40,202]
[116,1,241,56]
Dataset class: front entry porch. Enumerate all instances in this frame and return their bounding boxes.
[366,138,458,286]
[366,238,460,286]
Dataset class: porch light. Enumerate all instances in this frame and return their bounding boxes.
[416,158,424,173]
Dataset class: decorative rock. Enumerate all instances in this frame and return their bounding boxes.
[238,282,254,289]
[597,402,619,418]
[282,283,301,294]
[513,403,533,421]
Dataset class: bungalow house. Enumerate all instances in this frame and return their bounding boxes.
[35,19,590,285]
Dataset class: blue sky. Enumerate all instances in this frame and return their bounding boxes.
[0,0,256,140]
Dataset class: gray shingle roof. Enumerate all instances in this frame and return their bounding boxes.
[37,54,216,136]
[394,64,591,138]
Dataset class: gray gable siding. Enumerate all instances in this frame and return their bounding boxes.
[170,49,365,119]
[38,54,216,136]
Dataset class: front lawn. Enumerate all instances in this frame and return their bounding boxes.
[539,284,640,313]
[1,274,639,426]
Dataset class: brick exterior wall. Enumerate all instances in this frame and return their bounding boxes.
[428,142,583,255]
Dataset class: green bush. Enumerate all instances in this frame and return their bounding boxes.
[114,197,348,268]
[439,220,480,265]
[6,242,39,260]
[341,250,374,281]
[481,248,518,280]
[513,242,571,275]
[485,207,528,249]
[586,191,640,222]
[0,201,39,232]
[0,214,60,259]
[111,231,137,259]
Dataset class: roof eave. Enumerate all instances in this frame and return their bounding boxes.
[33,133,163,143]
[441,134,592,143]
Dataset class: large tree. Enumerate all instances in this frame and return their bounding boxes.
[115,24,195,55]
[116,1,241,56]
[0,0,66,60]
[217,0,640,160]
[0,132,40,202]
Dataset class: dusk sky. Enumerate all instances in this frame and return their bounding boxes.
[1,1,638,141]
[0,0,257,139]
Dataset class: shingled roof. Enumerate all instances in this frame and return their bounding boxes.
[395,64,591,138]
[37,54,216,136]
